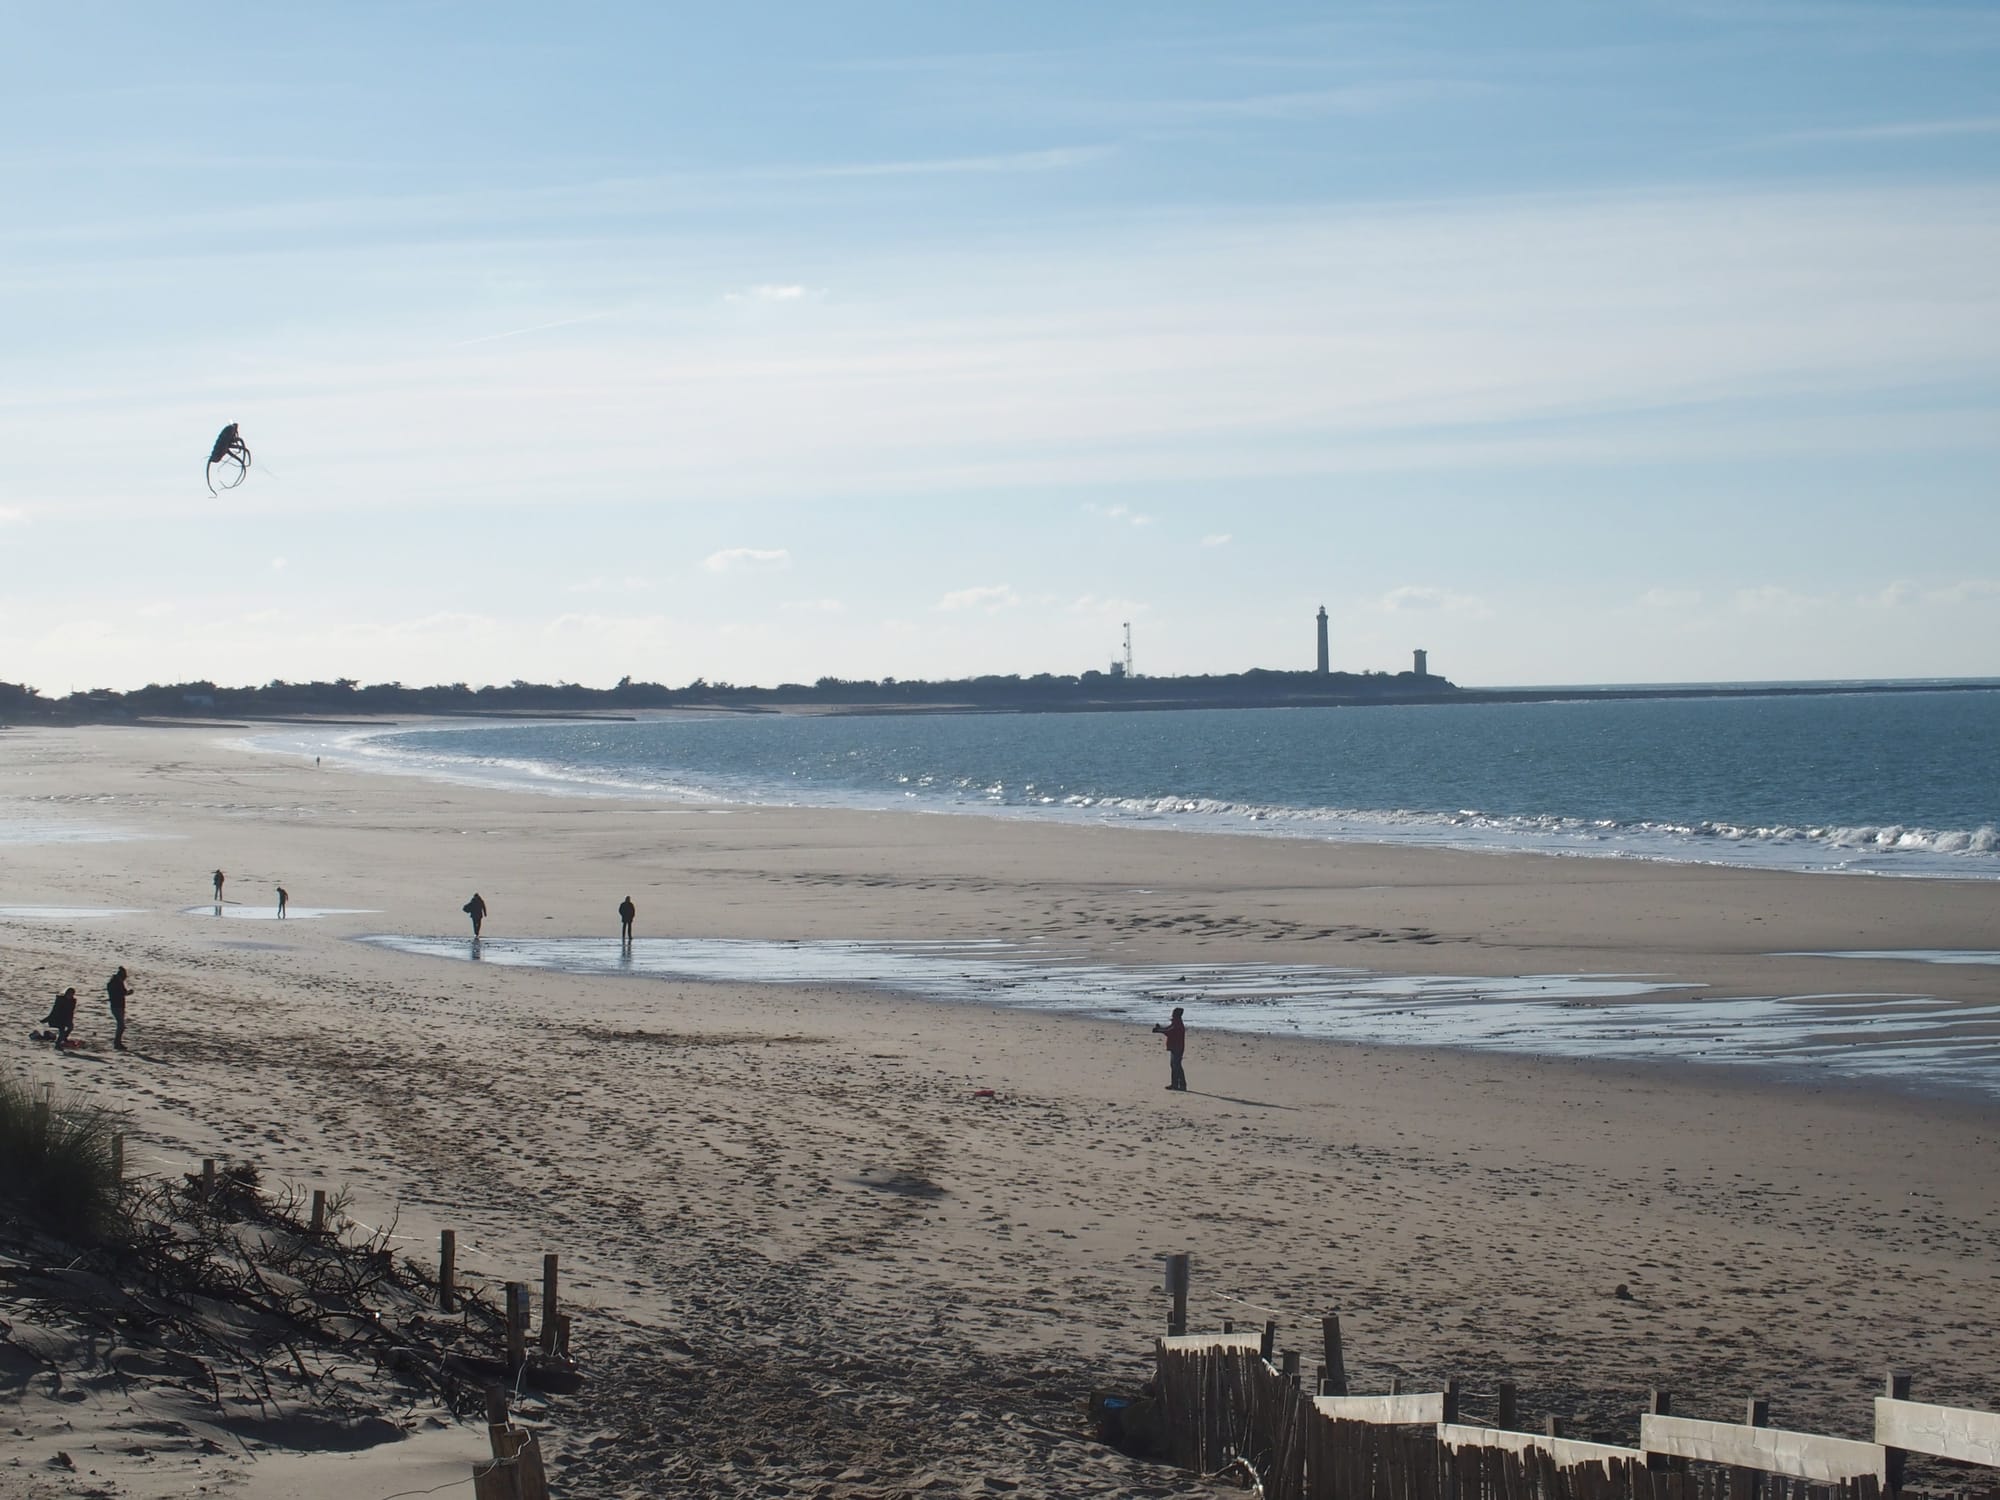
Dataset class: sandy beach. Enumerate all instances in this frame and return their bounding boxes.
[2,723,1997,1500]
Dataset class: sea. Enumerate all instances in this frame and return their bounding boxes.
[240,685,2000,1097]
[266,684,2000,880]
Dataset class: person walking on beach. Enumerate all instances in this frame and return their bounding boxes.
[463,892,488,937]
[44,987,78,1049]
[276,886,289,918]
[618,895,636,944]
[1153,1006,1188,1092]
[106,967,131,1051]
[212,868,225,901]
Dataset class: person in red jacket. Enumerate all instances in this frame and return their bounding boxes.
[1152,1006,1187,1091]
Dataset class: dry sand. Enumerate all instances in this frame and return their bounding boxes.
[2,723,1997,1499]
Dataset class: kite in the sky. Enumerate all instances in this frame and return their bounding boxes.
[205,423,251,494]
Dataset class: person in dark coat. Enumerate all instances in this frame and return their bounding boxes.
[107,967,132,1050]
[618,895,636,944]
[44,987,78,1049]
[463,892,488,937]
[1152,1006,1187,1091]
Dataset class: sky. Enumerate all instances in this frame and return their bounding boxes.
[2,1,1997,692]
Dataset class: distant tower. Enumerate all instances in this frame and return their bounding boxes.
[1123,622,1134,679]
[1414,648,1428,678]
[1315,606,1330,675]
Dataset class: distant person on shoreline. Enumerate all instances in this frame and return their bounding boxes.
[463,892,488,937]
[43,987,78,1049]
[276,886,289,918]
[107,967,131,1051]
[1153,1006,1187,1092]
[618,895,636,945]
[212,868,225,901]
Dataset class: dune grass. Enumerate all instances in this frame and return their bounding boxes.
[0,1072,126,1243]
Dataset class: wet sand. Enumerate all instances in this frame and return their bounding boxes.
[1,724,1997,1499]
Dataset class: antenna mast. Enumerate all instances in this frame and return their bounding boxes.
[1123,622,1134,678]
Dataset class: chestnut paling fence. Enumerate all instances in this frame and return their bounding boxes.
[1147,1257,2000,1500]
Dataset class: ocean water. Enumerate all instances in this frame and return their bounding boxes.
[267,687,2000,879]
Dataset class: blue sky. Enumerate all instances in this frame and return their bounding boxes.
[2,1,1997,691]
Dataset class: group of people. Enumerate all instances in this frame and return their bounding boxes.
[458,892,640,943]
[42,967,131,1052]
[213,868,289,916]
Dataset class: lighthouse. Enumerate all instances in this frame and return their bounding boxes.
[1315,606,1330,675]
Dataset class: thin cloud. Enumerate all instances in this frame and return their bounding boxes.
[936,584,1020,612]
[1754,115,2000,148]
[1381,585,1489,616]
[703,548,791,574]
[1087,502,1154,528]
[450,310,619,348]
[1201,533,1232,548]
[781,598,846,613]
[567,575,656,596]
[725,283,813,303]
[811,145,1112,178]
[1927,578,2000,605]
[270,557,287,571]
[1640,586,1702,609]
[0,506,26,525]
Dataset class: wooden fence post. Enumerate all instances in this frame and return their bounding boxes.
[1498,1380,1518,1431]
[201,1159,216,1199]
[1546,1415,1567,1438]
[1282,1349,1301,1384]
[112,1133,124,1183]
[540,1254,560,1354]
[1647,1390,1675,1471]
[1222,1319,1234,1334]
[1322,1312,1348,1397]
[438,1230,457,1312]
[1883,1372,1912,1495]
[506,1283,528,1372]
[1260,1321,1277,1363]
[1445,1377,1461,1424]
[1165,1254,1189,1337]
[310,1188,327,1233]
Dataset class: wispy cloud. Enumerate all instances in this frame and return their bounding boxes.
[726,283,813,303]
[567,575,656,596]
[810,145,1113,178]
[781,597,846,613]
[1925,578,2000,606]
[1201,533,1232,548]
[1639,586,1702,609]
[1380,585,1490,616]
[1086,502,1154,528]
[936,584,1020,612]
[703,548,791,574]
[1751,115,2000,148]
[0,506,27,526]
[1731,584,1821,616]
[270,557,287,571]
[450,310,620,347]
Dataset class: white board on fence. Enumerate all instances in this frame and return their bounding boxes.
[1158,1333,1263,1355]
[1438,1422,1644,1471]
[1875,1397,2000,1468]
[1640,1414,1886,1483]
[1313,1392,1446,1425]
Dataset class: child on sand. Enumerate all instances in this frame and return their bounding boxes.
[43,987,78,1049]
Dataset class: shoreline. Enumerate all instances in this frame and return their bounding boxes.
[2,724,1998,1497]
[237,714,2000,885]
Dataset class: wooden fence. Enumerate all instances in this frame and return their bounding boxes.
[1148,1266,2000,1500]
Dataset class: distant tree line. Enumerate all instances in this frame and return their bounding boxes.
[0,667,1458,723]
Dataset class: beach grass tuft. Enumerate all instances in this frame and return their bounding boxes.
[0,1072,126,1243]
